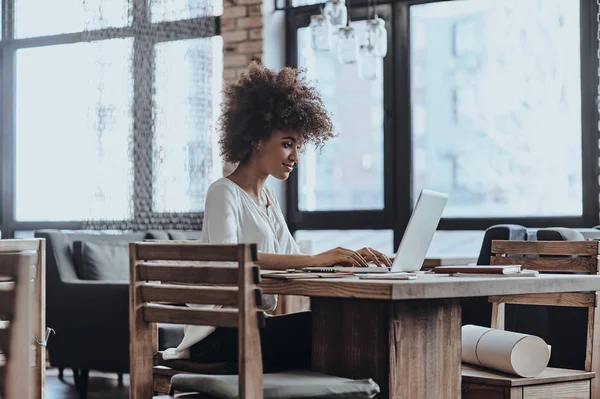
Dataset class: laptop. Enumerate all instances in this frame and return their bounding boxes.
[302,189,448,273]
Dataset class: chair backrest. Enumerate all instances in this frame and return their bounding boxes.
[129,241,263,399]
[0,251,35,399]
[489,240,600,379]
[0,239,44,399]
[476,224,527,266]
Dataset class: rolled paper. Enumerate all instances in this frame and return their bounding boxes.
[462,325,551,377]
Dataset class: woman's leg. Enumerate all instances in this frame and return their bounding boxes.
[188,327,238,363]
[188,311,312,372]
[261,311,312,372]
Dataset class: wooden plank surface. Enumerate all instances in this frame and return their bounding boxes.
[312,298,389,397]
[141,284,239,306]
[461,382,509,399]
[390,298,461,399]
[488,293,596,308]
[143,304,239,327]
[492,256,598,273]
[522,380,590,399]
[135,242,257,262]
[462,365,595,387]
[311,297,461,399]
[0,285,15,315]
[139,264,239,285]
[261,274,600,300]
[492,240,599,256]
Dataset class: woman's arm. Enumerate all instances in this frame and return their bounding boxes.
[257,247,371,270]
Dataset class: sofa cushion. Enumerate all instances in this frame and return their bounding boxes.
[167,230,202,240]
[73,241,130,281]
[168,230,189,240]
[145,230,171,240]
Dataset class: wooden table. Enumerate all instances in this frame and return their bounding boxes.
[273,256,478,315]
[261,274,600,399]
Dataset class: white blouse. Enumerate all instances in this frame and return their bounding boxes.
[163,177,301,360]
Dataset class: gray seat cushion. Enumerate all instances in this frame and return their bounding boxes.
[171,370,380,399]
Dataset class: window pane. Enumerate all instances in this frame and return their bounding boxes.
[151,0,222,22]
[294,230,394,255]
[153,36,223,213]
[410,0,582,218]
[16,0,130,38]
[16,39,133,221]
[297,21,385,211]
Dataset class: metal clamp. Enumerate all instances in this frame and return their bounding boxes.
[33,327,55,347]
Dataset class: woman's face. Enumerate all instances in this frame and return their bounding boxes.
[255,130,302,180]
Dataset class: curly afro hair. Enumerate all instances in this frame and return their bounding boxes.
[218,61,335,164]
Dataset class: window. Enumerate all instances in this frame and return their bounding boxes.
[411,0,584,219]
[297,20,385,212]
[153,37,223,213]
[15,0,131,38]
[286,4,395,249]
[287,0,599,243]
[16,40,133,221]
[0,0,222,237]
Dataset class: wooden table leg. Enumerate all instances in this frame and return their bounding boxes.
[311,297,461,399]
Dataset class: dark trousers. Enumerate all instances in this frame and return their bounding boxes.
[189,311,312,373]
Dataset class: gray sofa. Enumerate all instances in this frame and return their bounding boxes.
[35,229,201,399]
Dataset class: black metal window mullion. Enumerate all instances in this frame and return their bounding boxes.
[391,1,412,249]
[131,0,155,224]
[0,0,15,239]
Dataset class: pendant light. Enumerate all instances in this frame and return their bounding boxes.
[366,16,387,58]
[358,43,379,80]
[323,0,348,28]
[336,0,357,64]
[309,8,332,52]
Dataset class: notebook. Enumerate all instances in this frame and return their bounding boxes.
[433,265,521,275]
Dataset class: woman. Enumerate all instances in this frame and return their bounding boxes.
[163,62,392,370]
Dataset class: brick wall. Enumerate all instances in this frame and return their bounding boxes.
[221,0,264,81]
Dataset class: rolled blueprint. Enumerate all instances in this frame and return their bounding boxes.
[462,324,551,377]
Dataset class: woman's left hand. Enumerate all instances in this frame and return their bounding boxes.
[357,247,393,267]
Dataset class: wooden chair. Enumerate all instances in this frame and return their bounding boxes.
[0,251,36,399]
[462,240,600,399]
[129,241,380,399]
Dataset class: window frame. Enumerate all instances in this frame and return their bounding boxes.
[0,0,220,238]
[286,0,600,249]
[285,3,399,233]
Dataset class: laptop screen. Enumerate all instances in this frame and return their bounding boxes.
[391,189,448,272]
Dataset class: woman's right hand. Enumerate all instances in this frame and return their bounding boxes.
[310,247,370,267]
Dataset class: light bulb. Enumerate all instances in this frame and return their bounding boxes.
[323,0,347,28]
